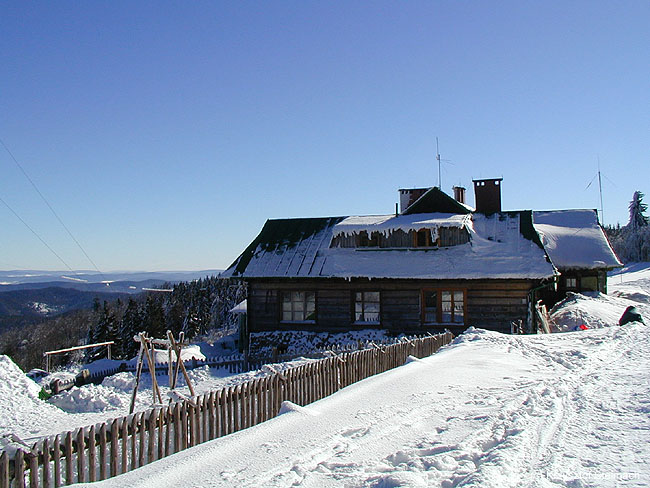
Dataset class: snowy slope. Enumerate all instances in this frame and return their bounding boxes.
[84,298,650,487]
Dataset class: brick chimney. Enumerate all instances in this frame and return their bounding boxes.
[472,178,502,213]
[398,188,430,213]
[452,186,466,204]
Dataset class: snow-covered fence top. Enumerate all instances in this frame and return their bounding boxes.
[1,332,453,488]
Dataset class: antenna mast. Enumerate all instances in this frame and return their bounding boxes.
[436,137,441,189]
[597,157,604,225]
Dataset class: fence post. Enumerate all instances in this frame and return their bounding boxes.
[41,437,50,488]
[15,449,25,488]
[88,425,96,482]
[77,427,86,484]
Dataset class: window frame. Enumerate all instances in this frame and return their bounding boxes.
[412,228,438,248]
[280,290,317,324]
[352,290,381,325]
[421,288,466,325]
[565,277,578,289]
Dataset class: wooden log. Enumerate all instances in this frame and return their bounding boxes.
[219,388,228,437]
[129,342,145,415]
[240,383,248,430]
[64,432,73,485]
[138,413,146,468]
[167,333,195,397]
[163,407,171,458]
[173,403,181,453]
[157,409,164,461]
[262,376,270,422]
[121,417,128,474]
[76,427,86,483]
[269,373,277,416]
[208,392,216,440]
[142,341,163,405]
[52,435,61,488]
[0,450,8,488]
[28,451,38,488]
[0,450,9,488]
[188,404,196,447]
[181,403,188,450]
[88,425,96,482]
[255,379,263,425]
[41,437,51,488]
[129,415,138,470]
[195,401,201,445]
[233,385,241,433]
[201,392,213,442]
[110,420,119,478]
[99,423,108,480]
[147,409,156,463]
[15,449,25,488]
[305,364,312,404]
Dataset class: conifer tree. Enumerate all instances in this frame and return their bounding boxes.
[629,191,649,229]
[117,298,142,359]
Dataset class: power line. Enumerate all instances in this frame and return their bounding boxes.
[0,194,77,274]
[0,138,106,279]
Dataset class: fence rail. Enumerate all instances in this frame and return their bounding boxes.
[49,335,434,394]
[2,332,453,488]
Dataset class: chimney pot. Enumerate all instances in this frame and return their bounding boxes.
[452,186,466,204]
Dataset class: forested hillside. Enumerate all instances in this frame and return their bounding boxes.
[0,276,246,371]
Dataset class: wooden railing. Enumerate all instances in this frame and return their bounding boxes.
[49,336,430,394]
[1,332,453,488]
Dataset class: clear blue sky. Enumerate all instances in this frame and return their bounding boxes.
[1,1,648,272]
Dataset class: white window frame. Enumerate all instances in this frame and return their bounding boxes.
[281,291,316,323]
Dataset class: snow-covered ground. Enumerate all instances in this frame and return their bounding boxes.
[2,266,649,486]
[71,269,648,488]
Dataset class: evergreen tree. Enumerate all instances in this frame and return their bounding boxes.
[605,191,650,262]
[117,298,142,359]
[143,294,166,339]
[629,191,649,230]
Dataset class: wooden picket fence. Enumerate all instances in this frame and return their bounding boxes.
[1,332,453,488]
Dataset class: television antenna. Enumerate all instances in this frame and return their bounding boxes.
[435,137,454,189]
[585,157,616,225]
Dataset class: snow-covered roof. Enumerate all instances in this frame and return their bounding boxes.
[332,213,471,237]
[229,300,247,314]
[223,212,557,280]
[533,210,622,270]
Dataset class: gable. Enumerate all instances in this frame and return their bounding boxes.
[402,187,472,215]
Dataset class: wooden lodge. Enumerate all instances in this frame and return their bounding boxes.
[223,179,621,343]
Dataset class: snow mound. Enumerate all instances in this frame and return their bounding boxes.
[550,292,630,332]
[102,372,136,392]
[49,384,129,413]
[149,345,205,364]
[0,355,73,438]
[0,355,41,401]
[277,401,320,417]
[610,288,650,304]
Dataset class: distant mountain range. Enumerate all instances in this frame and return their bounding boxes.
[0,270,222,293]
[0,270,222,331]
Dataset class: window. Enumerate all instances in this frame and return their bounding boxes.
[413,228,436,247]
[282,291,316,322]
[565,277,577,289]
[423,290,437,324]
[422,289,465,324]
[354,291,380,323]
[357,231,379,247]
